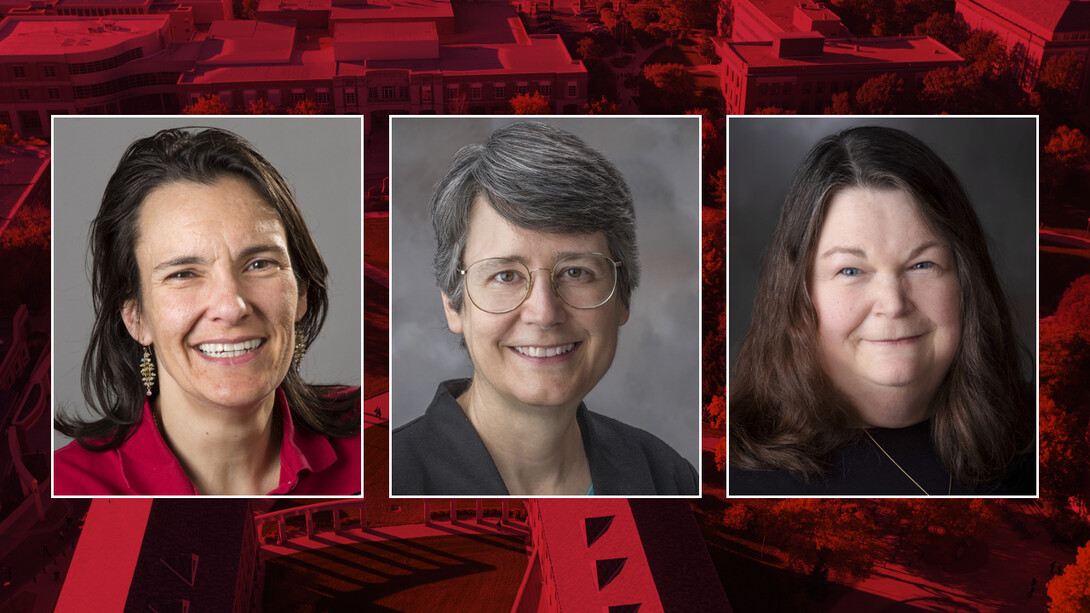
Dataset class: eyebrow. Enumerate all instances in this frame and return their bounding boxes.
[819,241,945,260]
[492,251,600,264]
[153,243,289,272]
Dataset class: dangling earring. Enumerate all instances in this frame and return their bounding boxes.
[140,345,156,396]
[293,323,307,368]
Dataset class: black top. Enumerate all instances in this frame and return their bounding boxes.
[392,379,699,496]
[729,419,1035,496]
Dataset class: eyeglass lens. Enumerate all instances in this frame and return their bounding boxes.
[464,253,617,313]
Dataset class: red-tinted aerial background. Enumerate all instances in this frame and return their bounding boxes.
[1,0,1089,610]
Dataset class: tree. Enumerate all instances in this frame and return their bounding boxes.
[761,499,882,580]
[0,123,47,145]
[714,439,726,472]
[583,96,619,114]
[643,63,694,91]
[510,91,551,114]
[888,499,997,562]
[697,37,721,64]
[183,93,230,115]
[1046,124,1090,170]
[657,0,717,39]
[623,0,661,32]
[245,98,275,114]
[827,91,852,114]
[704,395,725,429]
[913,12,970,51]
[853,73,905,114]
[1037,53,1085,111]
[1039,392,1088,506]
[577,36,603,63]
[1048,541,1090,613]
[753,106,796,114]
[288,98,321,114]
[0,203,49,249]
[238,0,258,19]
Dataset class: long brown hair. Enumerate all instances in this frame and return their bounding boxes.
[730,126,1032,486]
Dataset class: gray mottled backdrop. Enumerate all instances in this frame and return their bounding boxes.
[53,116,363,450]
[728,116,1038,379]
[390,116,702,470]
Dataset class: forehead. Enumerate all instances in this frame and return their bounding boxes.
[137,176,285,242]
[463,197,609,260]
[816,187,940,247]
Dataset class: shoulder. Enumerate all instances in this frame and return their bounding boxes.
[580,409,699,496]
[53,439,130,495]
[392,381,508,496]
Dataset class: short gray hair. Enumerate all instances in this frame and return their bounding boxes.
[430,121,640,311]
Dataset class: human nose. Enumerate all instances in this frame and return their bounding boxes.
[206,272,250,323]
[871,274,912,318]
[519,267,566,328]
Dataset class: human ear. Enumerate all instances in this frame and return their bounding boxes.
[121,300,152,345]
[441,292,464,335]
[295,286,308,322]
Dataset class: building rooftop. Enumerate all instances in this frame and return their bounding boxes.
[257,0,330,14]
[198,19,295,64]
[964,0,1090,36]
[335,19,435,43]
[0,15,168,56]
[726,35,963,69]
[440,33,583,75]
[742,0,842,33]
[54,0,151,8]
[181,44,334,82]
[329,0,453,25]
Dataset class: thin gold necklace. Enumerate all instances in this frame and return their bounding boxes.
[863,429,952,496]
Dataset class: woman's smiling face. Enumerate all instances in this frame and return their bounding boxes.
[809,187,961,425]
[442,199,629,411]
[123,175,306,414]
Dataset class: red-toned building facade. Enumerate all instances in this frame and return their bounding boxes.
[716,0,963,114]
[0,0,587,137]
[956,0,1090,105]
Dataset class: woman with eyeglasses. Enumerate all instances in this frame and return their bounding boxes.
[391,122,698,496]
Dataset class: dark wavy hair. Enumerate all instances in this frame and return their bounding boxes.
[55,127,359,450]
[729,126,1032,487]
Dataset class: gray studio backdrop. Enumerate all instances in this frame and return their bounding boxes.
[728,116,1038,379]
[390,116,702,470]
[53,116,363,450]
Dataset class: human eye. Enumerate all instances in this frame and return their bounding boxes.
[166,270,197,280]
[911,261,935,270]
[559,266,593,281]
[491,269,523,284]
[837,267,862,277]
[246,259,277,272]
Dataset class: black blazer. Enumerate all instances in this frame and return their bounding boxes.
[392,379,699,496]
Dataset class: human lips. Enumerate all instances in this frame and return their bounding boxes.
[512,343,577,358]
[196,338,265,358]
[866,334,924,346]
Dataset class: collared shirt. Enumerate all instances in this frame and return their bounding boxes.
[392,379,699,496]
[54,388,361,496]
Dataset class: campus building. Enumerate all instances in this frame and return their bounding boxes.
[0,0,587,137]
[0,14,195,135]
[956,0,1090,104]
[715,0,963,113]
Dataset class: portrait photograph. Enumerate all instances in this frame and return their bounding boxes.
[727,116,1038,497]
[388,116,702,497]
[52,116,363,497]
